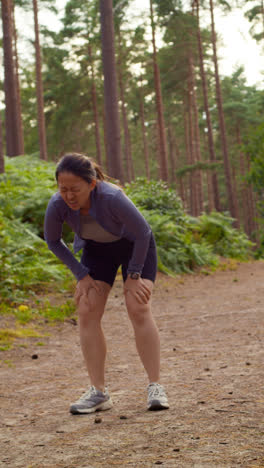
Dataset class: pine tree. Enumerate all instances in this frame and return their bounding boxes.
[150,0,169,181]
[33,0,48,160]
[99,0,124,181]
[1,0,24,156]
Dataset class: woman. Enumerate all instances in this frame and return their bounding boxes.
[44,153,169,414]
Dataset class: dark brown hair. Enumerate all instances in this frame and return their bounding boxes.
[55,153,105,184]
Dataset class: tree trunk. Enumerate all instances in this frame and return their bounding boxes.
[1,0,23,156]
[88,44,103,168]
[99,0,123,182]
[168,124,177,185]
[195,0,220,211]
[154,119,160,178]
[201,129,214,212]
[11,0,24,155]
[139,81,150,179]
[237,126,257,238]
[183,107,191,213]
[188,51,203,215]
[117,29,134,182]
[209,0,238,225]
[0,116,4,173]
[187,78,198,216]
[33,0,48,161]
[231,164,240,228]
[150,0,168,181]
[102,107,109,173]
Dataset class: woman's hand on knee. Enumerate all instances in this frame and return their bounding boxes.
[74,274,101,305]
[124,277,152,305]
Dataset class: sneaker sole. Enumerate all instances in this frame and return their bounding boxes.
[148,400,169,411]
[70,398,113,415]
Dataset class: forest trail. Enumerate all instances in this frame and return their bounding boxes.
[0,260,263,468]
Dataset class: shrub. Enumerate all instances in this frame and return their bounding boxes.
[0,163,254,306]
[125,179,253,272]
[189,211,254,259]
[125,179,219,273]
[0,207,71,302]
[0,154,56,237]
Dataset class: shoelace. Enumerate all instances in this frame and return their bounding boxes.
[79,386,98,402]
[148,384,165,399]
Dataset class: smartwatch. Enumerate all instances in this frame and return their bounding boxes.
[129,272,140,280]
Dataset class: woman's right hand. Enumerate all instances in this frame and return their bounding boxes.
[74,274,101,305]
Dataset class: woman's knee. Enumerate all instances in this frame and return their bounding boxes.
[126,296,151,326]
[77,286,108,325]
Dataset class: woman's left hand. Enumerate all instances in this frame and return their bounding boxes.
[124,277,151,304]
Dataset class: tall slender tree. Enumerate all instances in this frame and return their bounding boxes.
[33,0,48,160]
[186,76,199,215]
[209,0,238,224]
[188,48,203,215]
[117,28,134,181]
[1,0,23,156]
[194,0,220,211]
[0,115,4,173]
[167,123,178,185]
[150,0,169,181]
[11,0,24,155]
[139,76,150,179]
[88,43,103,168]
[99,0,123,181]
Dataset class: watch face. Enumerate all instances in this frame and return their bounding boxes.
[130,272,140,280]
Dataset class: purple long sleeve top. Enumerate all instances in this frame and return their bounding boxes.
[44,181,152,281]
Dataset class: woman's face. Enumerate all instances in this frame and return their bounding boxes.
[57,172,96,211]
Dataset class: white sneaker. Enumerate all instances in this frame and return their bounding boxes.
[70,386,113,414]
[147,382,169,411]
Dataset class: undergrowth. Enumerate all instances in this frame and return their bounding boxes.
[0,156,254,336]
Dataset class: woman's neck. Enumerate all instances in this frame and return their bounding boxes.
[80,200,91,215]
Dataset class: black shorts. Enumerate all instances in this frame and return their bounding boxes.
[81,233,157,287]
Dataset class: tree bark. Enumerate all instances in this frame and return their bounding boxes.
[168,124,177,185]
[99,0,123,182]
[102,107,109,174]
[0,116,4,173]
[231,164,240,228]
[183,107,191,213]
[11,0,24,155]
[195,0,220,211]
[188,51,203,215]
[139,81,150,180]
[117,29,134,182]
[201,129,214,212]
[209,0,238,225]
[246,156,258,240]
[88,44,103,168]
[1,0,23,156]
[187,77,198,216]
[237,126,257,238]
[33,0,48,160]
[150,0,168,181]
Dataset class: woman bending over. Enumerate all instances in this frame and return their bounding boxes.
[44,152,169,414]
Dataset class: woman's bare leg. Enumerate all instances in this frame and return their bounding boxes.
[77,281,111,391]
[124,279,160,383]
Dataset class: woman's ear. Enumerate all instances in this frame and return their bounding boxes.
[91,179,97,190]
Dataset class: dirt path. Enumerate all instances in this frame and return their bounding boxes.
[0,261,264,468]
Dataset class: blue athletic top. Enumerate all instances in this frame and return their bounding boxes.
[44,181,152,281]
